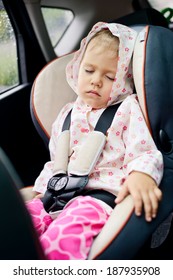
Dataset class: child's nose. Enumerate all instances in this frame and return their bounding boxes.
[91,74,102,87]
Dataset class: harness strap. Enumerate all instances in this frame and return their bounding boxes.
[62,109,72,131]
[53,130,70,175]
[53,104,120,176]
[62,104,120,134]
[81,189,116,209]
[68,131,106,175]
[95,104,120,135]
[43,104,120,213]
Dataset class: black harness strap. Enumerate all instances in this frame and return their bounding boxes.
[62,104,120,134]
[62,109,72,131]
[43,103,120,212]
[81,189,116,209]
[95,104,120,134]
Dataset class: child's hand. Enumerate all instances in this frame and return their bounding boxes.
[35,193,44,199]
[115,171,162,222]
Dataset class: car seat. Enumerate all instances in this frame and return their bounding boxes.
[1,11,173,260]
[29,22,173,260]
[90,24,173,260]
[0,147,45,259]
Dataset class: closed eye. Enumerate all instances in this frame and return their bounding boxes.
[106,75,114,81]
[85,69,94,73]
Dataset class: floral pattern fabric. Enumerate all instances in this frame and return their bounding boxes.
[33,95,163,196]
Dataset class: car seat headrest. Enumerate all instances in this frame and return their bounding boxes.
[114,8,168,28]
[133,24,173,150]
[31,53,76,143]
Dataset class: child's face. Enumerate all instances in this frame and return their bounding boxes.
[77,39,118,109]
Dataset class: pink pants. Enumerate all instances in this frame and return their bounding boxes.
[26,196,111,260]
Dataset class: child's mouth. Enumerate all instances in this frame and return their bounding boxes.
[87,90,101,97]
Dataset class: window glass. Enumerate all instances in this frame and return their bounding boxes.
[148,0,173,11]
[148,0,173,23]
[41,7,73,50]
[0,0,19,93]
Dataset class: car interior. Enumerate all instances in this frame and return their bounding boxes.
[0,0,173,260]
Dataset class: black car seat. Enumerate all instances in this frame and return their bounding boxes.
[26,23,173,259]
[1,9,173,260]
[0,147,45,259]
[29,9,172,260]
[90,24,173,259]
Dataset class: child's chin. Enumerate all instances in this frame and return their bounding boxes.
[85,101,106,109]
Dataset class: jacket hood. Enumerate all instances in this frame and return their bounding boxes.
[66,22,137,106]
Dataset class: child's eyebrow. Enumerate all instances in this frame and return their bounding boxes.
[83,63,93,67]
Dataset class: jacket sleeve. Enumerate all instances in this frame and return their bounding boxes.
[32,103,73,194]
[122,95,163,186]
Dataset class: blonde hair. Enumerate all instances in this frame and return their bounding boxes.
[88,29,119,57]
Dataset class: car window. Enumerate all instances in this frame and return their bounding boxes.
[148,0,173,13]
[0,0,19,94]
[41,7,73,53]
[148,0,173,26]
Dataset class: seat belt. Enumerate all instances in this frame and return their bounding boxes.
[43,103,120,213]
[62,103,119,134]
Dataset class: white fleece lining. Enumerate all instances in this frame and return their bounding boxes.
[53,130,70,175]
[68,131,106,175]
[133,26,149,125]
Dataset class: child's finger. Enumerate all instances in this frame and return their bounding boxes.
[148,190,159,218]
[141,192,152,222]
[131,190,143,217]
[154,187,162,201]
[115,184,129,203]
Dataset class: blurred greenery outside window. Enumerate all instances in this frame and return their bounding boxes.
[148,0,173,26]
[0,1,18,93]
[41,7,73,54]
